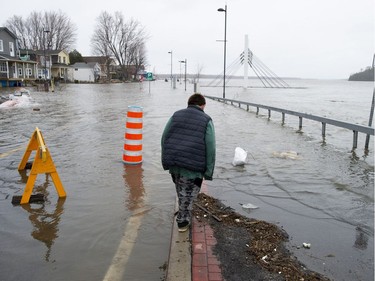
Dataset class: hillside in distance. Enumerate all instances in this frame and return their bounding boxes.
[349,66,374,81]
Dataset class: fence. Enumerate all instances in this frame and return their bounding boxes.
[205,95,374,151]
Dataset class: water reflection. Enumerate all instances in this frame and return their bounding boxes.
[123,164,145,211]
[101,164,146,281]
[18,173,65,262]
[354,226,369,250]
[21,198,65,261]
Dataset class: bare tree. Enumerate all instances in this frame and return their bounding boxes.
[91,11,148,81]
[131,42,147,79]
[5,10,77,51]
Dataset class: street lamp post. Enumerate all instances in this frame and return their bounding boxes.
[218,5,227,99]
[179,59,187,91]
[43,28,50,92]
[179,61,182,85]
[168,51,173,88]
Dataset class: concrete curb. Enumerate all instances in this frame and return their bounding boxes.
[166,198,191,281]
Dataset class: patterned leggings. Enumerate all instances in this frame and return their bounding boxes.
[172,174,202,224]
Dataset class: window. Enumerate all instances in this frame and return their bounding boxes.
[0,62,7,72]
[26,68,32,76]
[18,68,22,76]
[0,40,3,51]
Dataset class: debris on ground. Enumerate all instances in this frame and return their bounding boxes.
[193,193,330,281]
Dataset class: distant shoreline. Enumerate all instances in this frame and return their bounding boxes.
[348,67,374,81]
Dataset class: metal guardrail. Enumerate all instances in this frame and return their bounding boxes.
[205,95,374,151]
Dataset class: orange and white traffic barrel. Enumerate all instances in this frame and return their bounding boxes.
[123,105,143,164]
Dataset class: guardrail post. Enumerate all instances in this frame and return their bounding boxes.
[246,105,249,111]
[256,107,259,115]
[353,131,358,150]
[299,117,303,131]
[268,110,271,119]
[365,90,374,151]
[282,113,285,125]
[322,122,326,140]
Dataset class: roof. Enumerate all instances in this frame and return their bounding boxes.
[20,49,68,56]
[0,27,17,39]
[45,49,68,56]
[71,62,99,69]
[83,56,115,65]
[19,49,38,55]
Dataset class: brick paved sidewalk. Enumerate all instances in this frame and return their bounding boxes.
[191,216,224,281]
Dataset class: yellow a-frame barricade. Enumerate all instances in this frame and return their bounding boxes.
[18,127,66,204]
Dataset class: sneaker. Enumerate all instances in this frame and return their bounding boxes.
[178,221,190,233]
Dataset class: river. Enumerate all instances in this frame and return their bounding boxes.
[0,78,373,281]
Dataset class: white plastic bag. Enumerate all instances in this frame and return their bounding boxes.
[232,147,248,166]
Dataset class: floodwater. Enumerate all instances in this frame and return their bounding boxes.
[0,79,373,281]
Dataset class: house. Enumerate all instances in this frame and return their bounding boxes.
[71,62,101,82]
[0,27,38,87]
[19,49,52,81]
[20,49,70,83]
[82,56,116,81]
[48,50,70,82]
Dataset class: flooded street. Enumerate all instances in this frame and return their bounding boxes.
[0,79,373,281]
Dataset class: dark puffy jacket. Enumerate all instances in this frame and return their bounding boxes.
[162,105,211,172]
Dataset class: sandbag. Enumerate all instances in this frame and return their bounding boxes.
[232,147,247,166]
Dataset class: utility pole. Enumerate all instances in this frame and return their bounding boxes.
[364,54,375,151]
[43,28,50,92]
[168,51,173,88]
[217,5,227,99]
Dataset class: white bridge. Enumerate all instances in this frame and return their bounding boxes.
[202,35,291,89]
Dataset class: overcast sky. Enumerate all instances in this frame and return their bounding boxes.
[1,0,373,79]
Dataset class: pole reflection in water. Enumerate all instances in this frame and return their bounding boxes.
[103,164,147,281]
[123,164,145,211]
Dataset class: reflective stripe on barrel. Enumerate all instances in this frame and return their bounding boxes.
[125,132,142,140]
[124,143,142,151]
[123,106,143,165]
[123,154,143,163]
[127,111,143,118]
[126,117,143,129]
